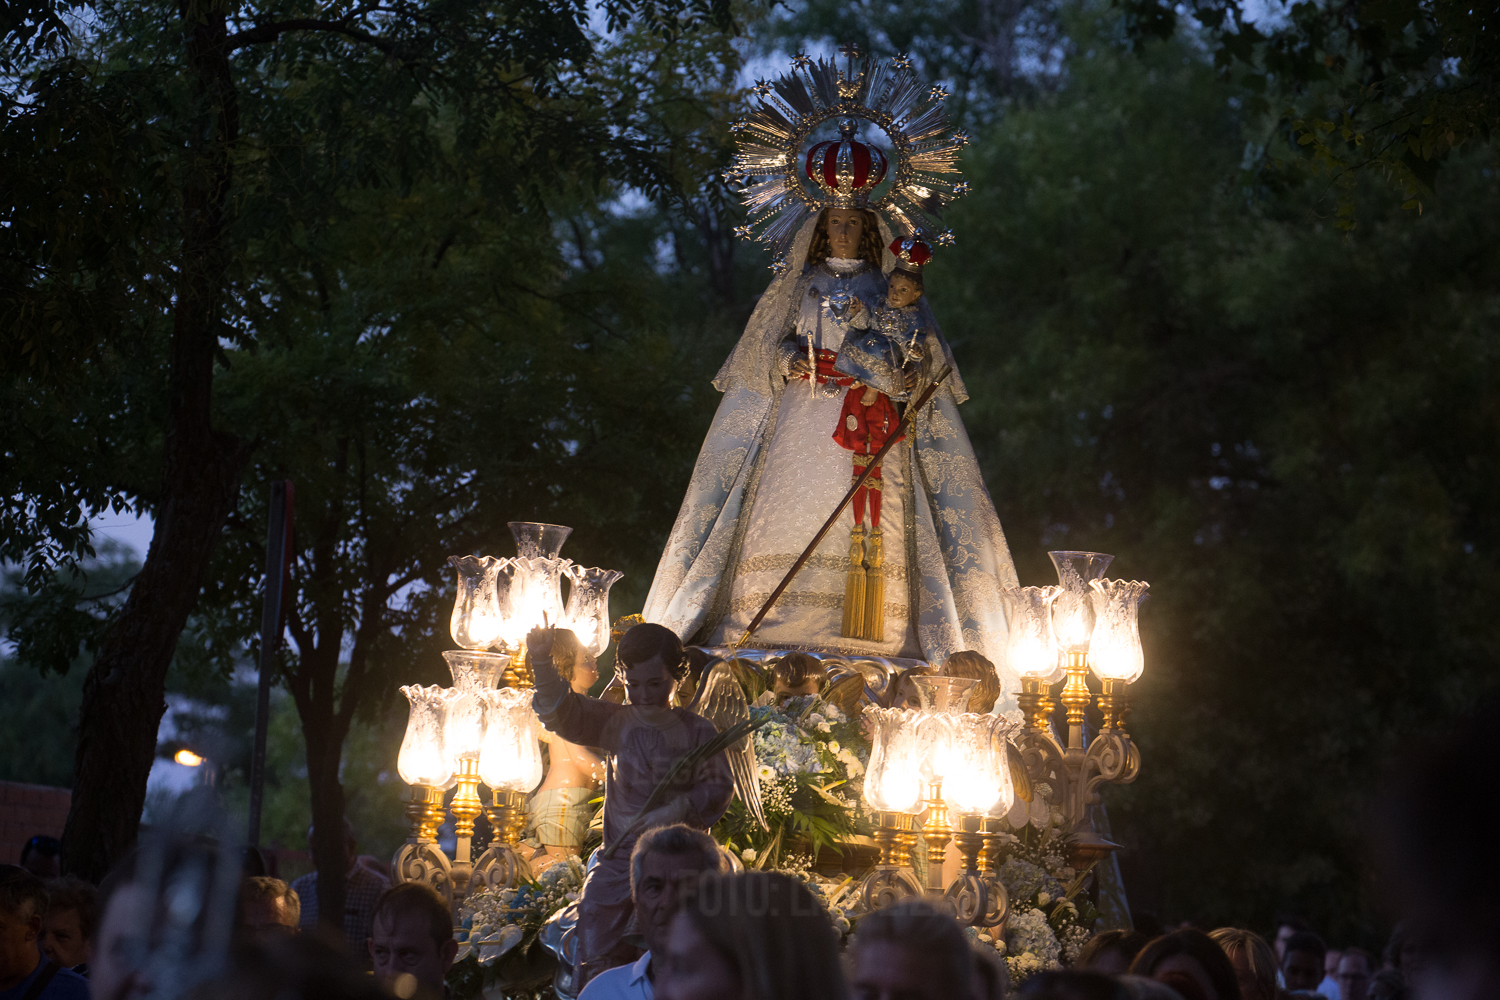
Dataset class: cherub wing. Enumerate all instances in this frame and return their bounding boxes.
[689,660,768,830]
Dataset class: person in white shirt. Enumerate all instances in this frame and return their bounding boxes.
[579,826,727,1000]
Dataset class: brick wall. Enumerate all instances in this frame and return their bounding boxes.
[0,780,71,866]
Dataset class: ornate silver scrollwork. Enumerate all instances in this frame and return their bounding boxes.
[858,866,923,912]
[470,844,534,894]
[941,871,990,927]
[393,842,457,911]
[979,873,1010,929]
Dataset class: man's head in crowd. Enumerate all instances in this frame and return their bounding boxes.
[630,824,728,960]
[19,838,62,880]
[1209,929,1279,1000]
[1336,948,1374,1000]
[306,817,359,871]
[40,876,96,969]
[658,871,845,1000]
[1130,929,1243,1000]
[851,899,976,1000]
[367,882,456,1000]
[1077,930,1151,976]
[0,865,48,989]
[1282,932,1328,993]
[238,877,300,945]
[1272,917,1311,961]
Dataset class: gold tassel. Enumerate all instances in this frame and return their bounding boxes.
[864,526,885,642]
[842,525,867,639]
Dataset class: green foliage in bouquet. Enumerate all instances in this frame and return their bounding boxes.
[714,694,873,869]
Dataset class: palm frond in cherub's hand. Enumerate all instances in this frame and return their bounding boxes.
[600,715,770,859]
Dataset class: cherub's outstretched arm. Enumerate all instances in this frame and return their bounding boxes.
[528,626,623,751]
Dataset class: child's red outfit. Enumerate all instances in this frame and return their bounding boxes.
[831,388,904,530]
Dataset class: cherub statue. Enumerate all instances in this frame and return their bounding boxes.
[527,622,737,986]
[527,629,604,860]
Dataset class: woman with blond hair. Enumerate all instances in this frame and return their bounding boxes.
[1210,928,1282,1000]
[655,872,846,1000]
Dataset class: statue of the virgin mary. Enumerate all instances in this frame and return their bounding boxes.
[643,51,1021,695]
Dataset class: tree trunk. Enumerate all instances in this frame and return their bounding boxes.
[61,0,249,883]
[305,721,351,948]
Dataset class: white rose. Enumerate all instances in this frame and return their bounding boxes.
[742,848,758,862]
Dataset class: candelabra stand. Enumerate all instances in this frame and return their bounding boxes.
[859,812,924,911]
[920,782,952,891]
[978,816,1011,928]
[393,786,458,905]
[942,815,997,927]
[1015,652,1140,855]
[471,790,534,893]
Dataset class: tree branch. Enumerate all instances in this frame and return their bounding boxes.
[225,19,396,54]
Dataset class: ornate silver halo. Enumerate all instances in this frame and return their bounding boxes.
[725,44,970,272]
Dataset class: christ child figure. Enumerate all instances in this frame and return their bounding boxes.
[832,261,928,643]
[527,622,733,987]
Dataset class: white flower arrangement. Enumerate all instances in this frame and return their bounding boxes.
[455,855,586,965]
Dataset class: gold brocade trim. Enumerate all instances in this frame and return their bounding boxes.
[728,589,908,619]
[733,552,910,583]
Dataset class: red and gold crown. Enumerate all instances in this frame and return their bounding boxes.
[726,44,970,273]
[805,120,889,209]
[888,234,933,272]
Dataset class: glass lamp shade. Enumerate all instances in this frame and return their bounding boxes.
[493,556,571,649]
[443,650,510,694]
[561,566,624,657]
[909,675,977,713]
[862,707,924,814]
[1088,579,1149,682]
[449,555,506,649]
[508,521,573,560]
[917,710,960,783]
[442,688,487,762]
[1003,586,1064,682]
[477,687,544,793]
[942,715,1013,817]
[398,684,453,787]
[1048,551,1113,654]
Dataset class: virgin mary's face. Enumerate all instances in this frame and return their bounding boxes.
[824,209,865,259]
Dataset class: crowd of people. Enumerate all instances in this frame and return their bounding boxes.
[0,819,1463,1000]
[1,698,1491,1000]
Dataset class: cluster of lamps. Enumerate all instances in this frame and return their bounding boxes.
[392,522,621,908]
[1006,550,1147,865]
[860,675,1017,928]
[858,550,1148,926]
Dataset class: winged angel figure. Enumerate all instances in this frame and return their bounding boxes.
[688,659,768,830]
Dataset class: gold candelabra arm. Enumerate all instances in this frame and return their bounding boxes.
[501,642,534,689]
[976,816,1011,929]
[920,782,952,890]
[1060,650,1092,751]
[1079,730,1141,811]
[471,789,535,893]
[942,815,991,928]
[1097,678,1130,732]
[1018,676,1057,731]
[404,785,447,843]
[449,757,485,844]
[860,811,923,913]
[391,841,457,912]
